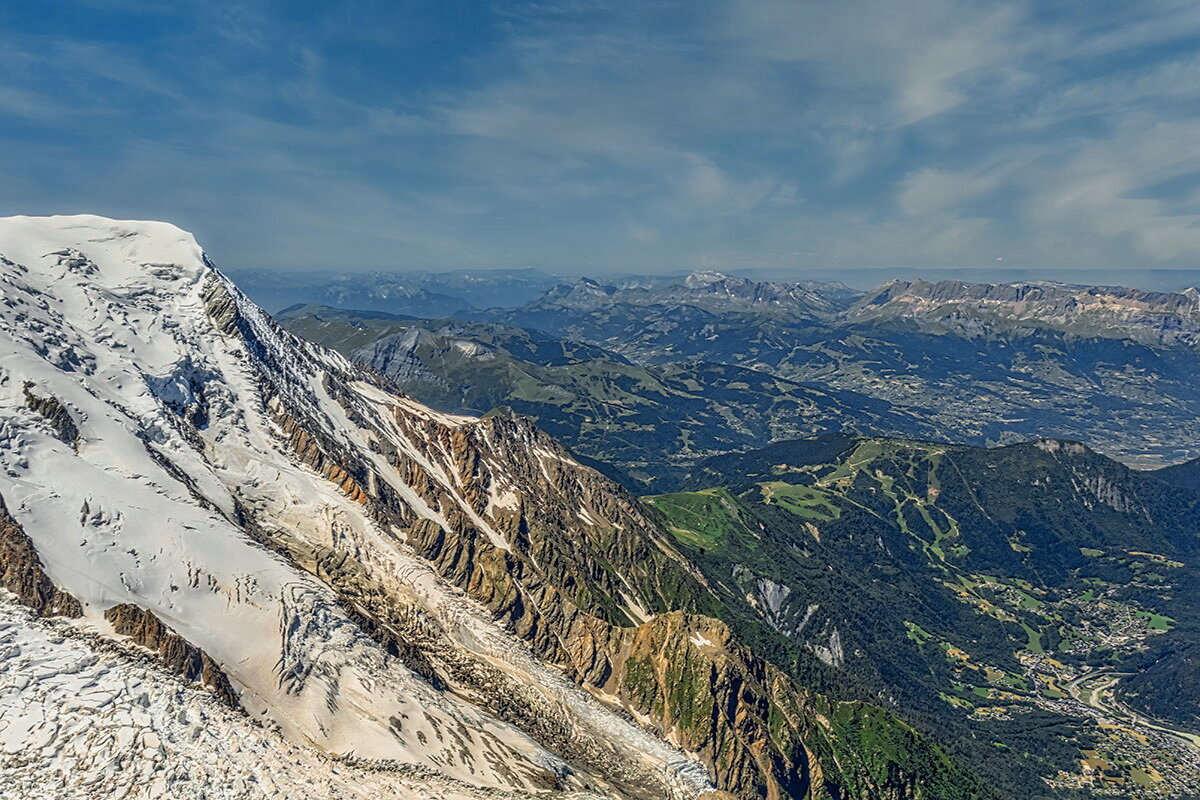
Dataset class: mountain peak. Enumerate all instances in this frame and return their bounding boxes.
[682,269,734,288]
[0,214,732,797]
[0,214,206,284]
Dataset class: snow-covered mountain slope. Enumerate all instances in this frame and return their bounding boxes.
[0,215,711,799]
[0,594,601,800]
[0,216,991,800]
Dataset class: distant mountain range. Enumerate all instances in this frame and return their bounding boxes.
[226,266,563,315]
[530,270,856,318]
[277,304,937,487]
[280,271,1200,488]
[230,265,1200,314]
[850,279,1200,347]
[732,267,1200,292]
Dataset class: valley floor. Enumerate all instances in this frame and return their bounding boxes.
[1032,666,1200,796]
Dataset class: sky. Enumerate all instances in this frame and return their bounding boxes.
[4,1,1200,274]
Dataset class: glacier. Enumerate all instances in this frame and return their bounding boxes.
[0,215,713,799]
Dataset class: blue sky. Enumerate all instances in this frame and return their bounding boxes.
[4,1,1200,273]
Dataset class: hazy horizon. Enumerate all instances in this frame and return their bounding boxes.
[226,262,1200,294]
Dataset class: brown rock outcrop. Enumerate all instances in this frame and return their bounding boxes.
[0,493,82,618]
[104,603,239,707]
[22,383,80,447]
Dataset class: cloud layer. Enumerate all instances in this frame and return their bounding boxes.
[3,0,1200,272]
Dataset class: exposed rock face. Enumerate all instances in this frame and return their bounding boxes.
[1032,439,1153,517]
[355,327,453,386]
[22,383,79,447]
[849,279,1200,346]
[0,494,82,618]
[558,613,970,800]
[104,603,239,707]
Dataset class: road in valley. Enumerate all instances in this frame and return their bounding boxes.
[1066,670,1200,751]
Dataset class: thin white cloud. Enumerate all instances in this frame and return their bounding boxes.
[1023,119,1200,261]
[898,168,1002,217]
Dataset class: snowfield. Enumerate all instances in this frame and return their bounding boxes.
[0,216,712,799]
[0,594,607,800]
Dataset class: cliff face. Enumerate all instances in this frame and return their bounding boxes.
[104,603,239,707]
[848,279,1200,346]
[0,494,82,619]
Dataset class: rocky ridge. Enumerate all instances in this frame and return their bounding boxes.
[848,279,1200,346]
[207,276,983,798]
